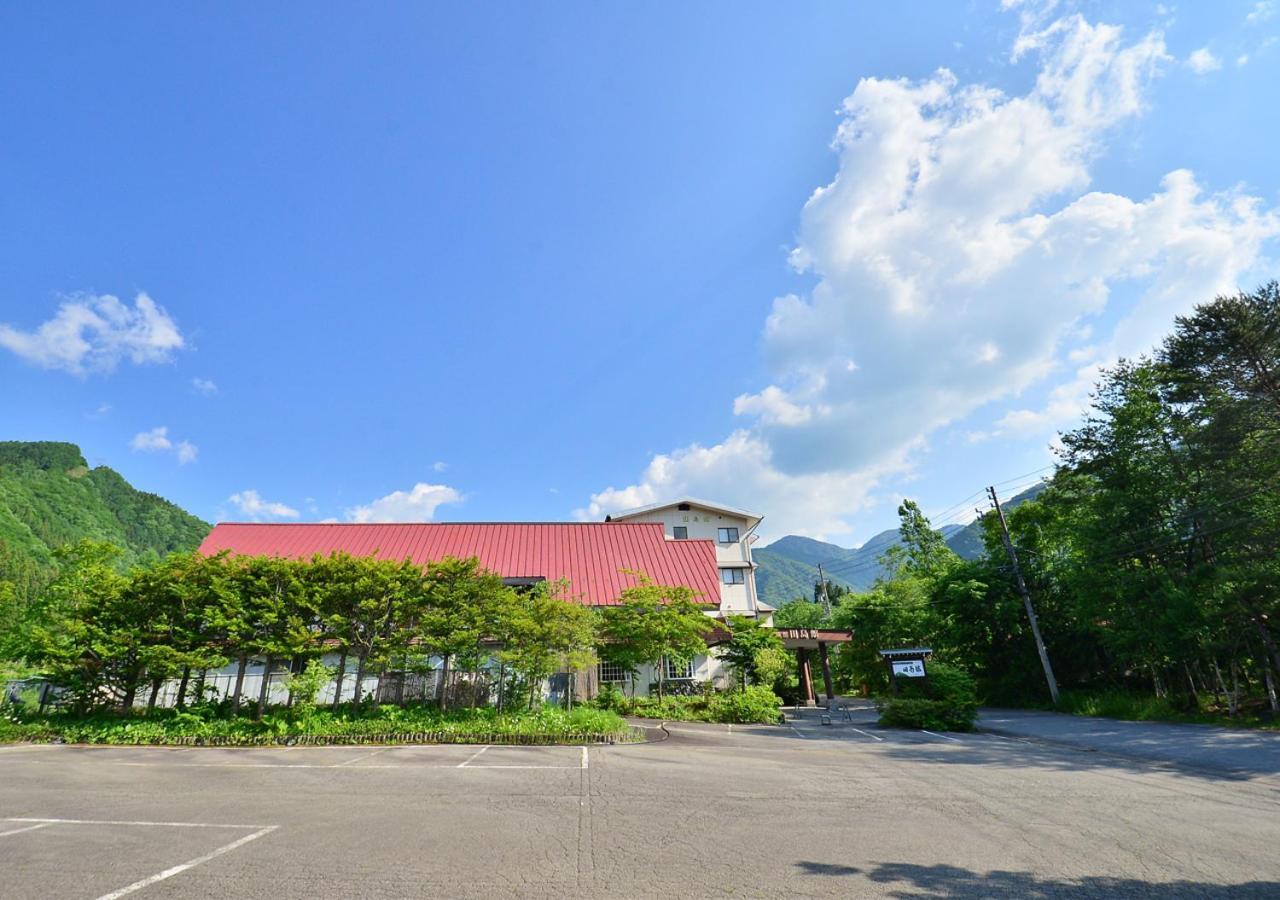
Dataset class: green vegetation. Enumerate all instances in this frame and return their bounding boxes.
[775,285,1280,727]
[876,662,978,732]
[0,703,630,746]
[594,683,782,725]
[0,441,208,605]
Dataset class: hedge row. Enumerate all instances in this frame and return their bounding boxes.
[15,728,640,747]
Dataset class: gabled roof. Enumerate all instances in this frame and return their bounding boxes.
[608,497,763,528]
[197,522,721,607]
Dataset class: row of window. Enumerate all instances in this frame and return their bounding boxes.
[598,659,695,682]
[672,526,740,543]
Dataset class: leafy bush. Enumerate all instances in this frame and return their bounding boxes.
[710,685,782,724]
[0,703,630,746]
[877,661,977,731]
[600,685,783,724]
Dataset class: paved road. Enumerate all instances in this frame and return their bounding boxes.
[978,708,1280,779]
[3,721,1279,898]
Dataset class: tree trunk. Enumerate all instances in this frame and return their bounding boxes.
[1211,658,1229,709]
[1262,656,1280,714]
[286,656,299,708]
[1230,657,1241,717]
[121,665,141,711]
[1183,662,1199,705]
[353,652,368,707]
[255,656,275,721]
[497,661,506,713]
[436,654,450,710]
[1252,616,1280,683]
[657,658,665,701]
[332,650,347,709]
[176,666,191,710]
[231,655,248,713]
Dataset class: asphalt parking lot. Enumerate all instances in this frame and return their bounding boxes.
[3,713,1278,898]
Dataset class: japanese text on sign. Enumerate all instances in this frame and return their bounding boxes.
[891,660,926,678]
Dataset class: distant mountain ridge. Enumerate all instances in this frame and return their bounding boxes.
[0,441,210,601]
[754,483,1046,606]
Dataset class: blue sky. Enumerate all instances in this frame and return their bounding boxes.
[2,1,1278,544]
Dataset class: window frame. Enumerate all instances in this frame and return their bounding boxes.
[664,657,696,681]
[598,661,628,683]
[717,527,740,543]
[672,526,688,540]
[720,567,746,585]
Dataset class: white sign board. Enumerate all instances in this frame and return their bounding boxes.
[891,659,926,678]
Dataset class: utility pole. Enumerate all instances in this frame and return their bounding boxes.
[988,485,1060,705]
[817,563,832,619]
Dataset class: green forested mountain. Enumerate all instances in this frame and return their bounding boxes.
[756,519,978,605]
[0,441,209,601]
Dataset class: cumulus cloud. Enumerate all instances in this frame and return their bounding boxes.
[579,8,1277,540]
[0,293,184,375]
[130,426,199,465]
[228,489,300,521]
[130,427,173,453]
[345,482,463,523]
[192,377,218,395]
[1246,1,1275,25]
[1187,47,1221,73]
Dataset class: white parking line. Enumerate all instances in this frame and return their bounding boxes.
[336,749,387,766]
[456,745,491,767]
[4,817,269,829]
[850,727,884,742]
[93,825,277,900]
[580,746,589,770]
[921,730,962,743]
[0,822,52,837]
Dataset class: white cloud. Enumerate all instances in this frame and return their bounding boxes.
[345,482,463,523]
[86,402,112,419]
[130,426,199,465]
[228,489,300,521]
[130,426,173,453]
[1237,54,1250,67]
[192,377,218,395]
[1246,1,1275,25]
[579,8,1277,540]
[432,461,448,473]
[0,292,185,375]
[1187,47,1221,73]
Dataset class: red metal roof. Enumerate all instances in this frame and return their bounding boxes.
[197,522,721,607]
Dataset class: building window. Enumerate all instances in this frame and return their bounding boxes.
[717,527,740,543]
[664,658,695,680]
[672,526,688,539]
[598,661,627,683]
[720,567,745,585]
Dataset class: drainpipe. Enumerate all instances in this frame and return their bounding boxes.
[743,515,764,617]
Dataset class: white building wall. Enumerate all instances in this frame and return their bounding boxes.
[612,502,762,618]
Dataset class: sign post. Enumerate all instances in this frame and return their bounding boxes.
[879,648,932,696]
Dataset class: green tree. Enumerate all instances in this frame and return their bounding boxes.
[598,572,713,699]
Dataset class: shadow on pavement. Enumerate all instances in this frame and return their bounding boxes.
[795,861,1280,897]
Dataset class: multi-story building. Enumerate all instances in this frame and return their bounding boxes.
[605,497,770,622]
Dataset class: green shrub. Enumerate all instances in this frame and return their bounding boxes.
[710,685,782,724]
[877,661,977,731]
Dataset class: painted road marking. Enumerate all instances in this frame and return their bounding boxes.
[581,746,589,770]
[921,730,963,743]
[4,817,270,829]
[457,745,491,767]
[336,749,387,766]
[93,826,277,900]
[0,822,52,837]
[850,727,884,742]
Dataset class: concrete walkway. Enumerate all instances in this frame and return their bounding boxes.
[979,708,1280,780]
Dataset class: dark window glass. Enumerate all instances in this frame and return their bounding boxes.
[717,527,740,543]
[673,526,688,539]
[720,567,745,585]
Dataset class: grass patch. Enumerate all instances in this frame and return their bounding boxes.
[1053,689,1280,730]
[0,704,632,746]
